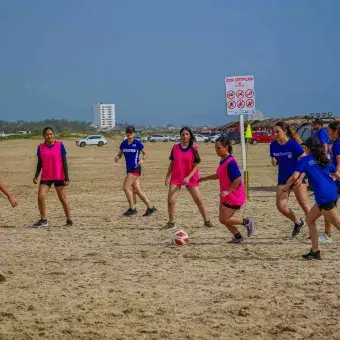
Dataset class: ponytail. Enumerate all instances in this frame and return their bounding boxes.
[310,144,329,168]
[216,135,233,154]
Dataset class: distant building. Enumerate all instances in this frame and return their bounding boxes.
[247,110,264,121]
[92,103,115,129]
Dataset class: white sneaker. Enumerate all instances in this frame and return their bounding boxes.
[318,233,333,244]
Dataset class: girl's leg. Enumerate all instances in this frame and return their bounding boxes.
[322,208,340,231]
[38,184,50,219]
[324,217,332,237]
[293,184,310,216]
[276,185,300,223]
[123,174,138,209]
[306,204,322,252]
[55,185,71,220]
[131,177,152,209]
[186,186,209,222]
[219,204,242,235]
[168,184,181,223]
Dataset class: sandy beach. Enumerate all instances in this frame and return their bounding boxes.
[1,139,340,340]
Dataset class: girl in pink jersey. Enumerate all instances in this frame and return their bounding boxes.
[163,127,213,229]
[200,136,254,243]
[30,127,72,228]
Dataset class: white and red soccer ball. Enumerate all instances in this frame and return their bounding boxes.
[172,229,190,247]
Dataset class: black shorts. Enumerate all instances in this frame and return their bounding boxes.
[278,178,307,187]
[318,200,338,211]
[40,180,64,187]
[127,168,141,175]
[221,202,241,210]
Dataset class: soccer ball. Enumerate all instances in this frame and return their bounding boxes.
[172,229,190,247]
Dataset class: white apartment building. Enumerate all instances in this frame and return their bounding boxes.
[92,103,116,129]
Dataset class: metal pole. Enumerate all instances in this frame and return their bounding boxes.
[239,115,248,200]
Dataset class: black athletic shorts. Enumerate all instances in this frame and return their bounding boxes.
[221,202,241,210]
[127,168,141,175]
[40,180,65,187]
[318,200,338,211]
[278,178,307,187]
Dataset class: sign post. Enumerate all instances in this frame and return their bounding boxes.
[225,75,255,200]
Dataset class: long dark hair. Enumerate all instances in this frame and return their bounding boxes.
[179,126,200,163]
[308,138,329,168]
[216,135,233,154]
[328,121,340,140]
[274,121,301,143]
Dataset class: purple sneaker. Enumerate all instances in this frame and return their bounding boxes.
[244,217,255,237]
[228,236,247,244]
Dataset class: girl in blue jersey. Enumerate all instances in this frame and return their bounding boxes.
[115,126,157,217]
[281,137,340,260]
[0,179,18,282]
[270,122,310,236]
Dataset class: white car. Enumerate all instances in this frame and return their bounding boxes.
[209,134,221,143]
[76,135,108,147]
[148,134,169,142]
[194,134,209,142]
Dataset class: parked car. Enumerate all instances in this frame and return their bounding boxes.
[175,135,181,142]
[167,135,176,142]
[210,132,241,145]
[194,134,209,142]
[123,135,148,143]
[249,131,275,145]
[209,133,221,142]
[148,134,169,142]
[76,135,108,147]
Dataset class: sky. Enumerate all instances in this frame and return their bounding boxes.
[0,0,339,126]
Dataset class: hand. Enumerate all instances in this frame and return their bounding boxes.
[115,156,120,163]
[271,158,277,166]
[8,194,18,207]
[280,188,288,198]
[165,177,170,187]
[138,159,144,166]
[220,190,230,197]
[182,176,190,185]
[64,180,70,186]
[294,178,303,188]
[33,178,38,184]
[198,177,205,183]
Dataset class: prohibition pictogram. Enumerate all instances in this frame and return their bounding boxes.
[227,91,235,100]
[237,100,245,109]
[228,100,236,109]
[246,99,254,108]
[236,90,244,99]
[245,89,254,98]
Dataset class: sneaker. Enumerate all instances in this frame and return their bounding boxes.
[65,220,73,227]
[318,233,333,244]
[123,208,137,216]
[143,207,157,216]
[203,220,214,228]
[292,219,304,237]
[244,217,255,237]
[161,221,175,229]
[0,269,6,282]
[29,219,49,228]
[228,236,247,244]
[302,249,321,260]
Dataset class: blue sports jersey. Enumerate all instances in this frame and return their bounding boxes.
[37,142,67,157]
[296,155,337,205]
[270,139,304,184]
[220,155,242,182]
[331,139,340,189]
[120,139,144,172]
[314,127,330,145]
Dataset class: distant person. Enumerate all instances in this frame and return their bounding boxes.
[0,178,18,282]
[163,126,213,229]
[313,118,330,157]
[115,126,157,217]
[270,122,310,236]
[199,136,254,243]
[281,137,340,260]
[30,127,72,227]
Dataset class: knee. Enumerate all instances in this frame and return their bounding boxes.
[123,184,130,192]
[276,202,286,213]
[193,197,203,206]
[219,216,230,225]
[38,193,46,201]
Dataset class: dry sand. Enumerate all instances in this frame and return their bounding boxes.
[1,139,340,340]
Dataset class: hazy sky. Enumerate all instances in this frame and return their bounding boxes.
[1,0,339,125]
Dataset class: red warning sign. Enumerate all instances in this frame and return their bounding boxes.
[237,100,245,109]
[246,99,254,108]
[228,100,236,109]
[227,91,235,100]
[236,90,244,99]
[245,89,254,98]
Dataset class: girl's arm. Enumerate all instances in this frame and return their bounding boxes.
[281,171,301,193]
[333,171,340,180]
[183,163,198,184]
[115,150,123,163]
[62,155,70,184]
[298,152,306,159]
[221,177,242,197]
[294,172,305,187]
[336,155,340,173]
[0,180,18,207]
[199,174,218,182]
[138,148,148,166]
[165,161,174,186]
[33,154,42,184]
[271,157,277,166]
